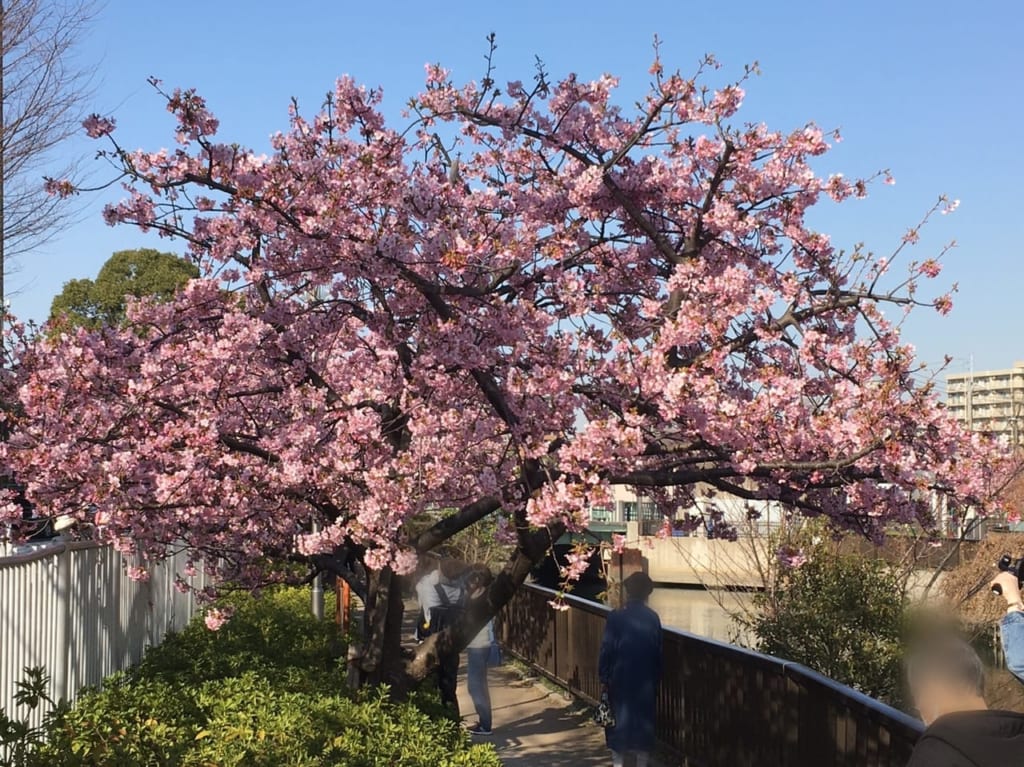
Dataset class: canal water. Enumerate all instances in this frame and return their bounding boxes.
[648,586,755,645]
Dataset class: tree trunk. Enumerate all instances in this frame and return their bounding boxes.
[348,566,411,692]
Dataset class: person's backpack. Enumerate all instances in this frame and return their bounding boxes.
[430,583,465,634]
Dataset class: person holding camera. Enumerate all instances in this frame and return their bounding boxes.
[990,570,1024,685]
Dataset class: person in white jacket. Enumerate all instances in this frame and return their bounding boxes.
[413,559,441,642]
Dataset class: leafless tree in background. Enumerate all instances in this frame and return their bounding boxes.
[2,0,95,308]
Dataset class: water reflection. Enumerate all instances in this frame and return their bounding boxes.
[648,587,755,646]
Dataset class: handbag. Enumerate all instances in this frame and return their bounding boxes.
[487,642,502,667]
[592,692,615,729]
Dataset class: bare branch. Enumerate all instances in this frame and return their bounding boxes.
[2,0,98,302]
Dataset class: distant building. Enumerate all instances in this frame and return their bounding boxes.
[590,483,970,539]
[589,484,783,537]
[946,361,1024,446]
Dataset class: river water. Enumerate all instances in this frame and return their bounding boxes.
[647,587,755,646]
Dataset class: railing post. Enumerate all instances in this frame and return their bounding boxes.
[552,597,558,679]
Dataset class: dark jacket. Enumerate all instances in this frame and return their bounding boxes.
[598,600,662,753]
[906,710,1024,767]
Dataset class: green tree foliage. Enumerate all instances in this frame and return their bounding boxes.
[48,249,198,329]
[750,548,907,705]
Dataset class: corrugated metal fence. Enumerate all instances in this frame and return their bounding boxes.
[0,540,207,728]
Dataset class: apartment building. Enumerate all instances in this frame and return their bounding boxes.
[946,361,1024,445]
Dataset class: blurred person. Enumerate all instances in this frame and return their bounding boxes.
[599,572,662,767]
[905,635,1024,766]
[463,564,497,736]
[430,558,467,712]
[990,571,1024,684]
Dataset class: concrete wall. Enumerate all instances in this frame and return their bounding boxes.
[630,528,946,595]
[640,534,769,588]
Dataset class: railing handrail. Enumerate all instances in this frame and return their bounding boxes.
[521,581,922,734]
[0,538,105,568]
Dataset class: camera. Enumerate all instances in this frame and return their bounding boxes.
[992,554,1024,595]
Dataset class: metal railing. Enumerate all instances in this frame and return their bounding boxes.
[499,583,923,767]
[0,540,207,729]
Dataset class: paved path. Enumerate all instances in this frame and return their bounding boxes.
[457,665,612,767]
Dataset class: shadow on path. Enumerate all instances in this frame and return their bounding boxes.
[458,667,611,767]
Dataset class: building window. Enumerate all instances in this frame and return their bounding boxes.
[639,502,659,521]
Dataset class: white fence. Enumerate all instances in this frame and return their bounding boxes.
[0,540,207,728]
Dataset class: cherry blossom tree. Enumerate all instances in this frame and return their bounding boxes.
[3,44,1009,689]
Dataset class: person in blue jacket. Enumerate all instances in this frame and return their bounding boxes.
[599,572,662,767]
[990,571,1024,684]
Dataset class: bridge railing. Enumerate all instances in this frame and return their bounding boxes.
[0,540,207,730]
[498,583,923,767]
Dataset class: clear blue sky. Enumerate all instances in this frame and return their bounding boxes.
[19,0,1023,383]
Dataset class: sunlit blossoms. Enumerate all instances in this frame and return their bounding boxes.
[2,49,1011,656]
[203,606,234,631]
[777,546,809,570]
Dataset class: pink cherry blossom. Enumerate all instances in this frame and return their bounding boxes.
[43,178,76,198]
[0,51,1012,660]
[82,114,116,138]
[125,565,150,582]
[204,606,234,631]
[777,546,808,570]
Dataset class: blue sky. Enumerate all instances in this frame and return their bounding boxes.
[19,0,1023,384]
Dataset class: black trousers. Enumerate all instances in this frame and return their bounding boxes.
[437,651,460,714]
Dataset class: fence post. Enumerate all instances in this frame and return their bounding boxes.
[52,545,71,702]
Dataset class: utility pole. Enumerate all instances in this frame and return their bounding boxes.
[310,520,324,619]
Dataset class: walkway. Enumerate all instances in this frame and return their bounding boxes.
[457,664,611,767]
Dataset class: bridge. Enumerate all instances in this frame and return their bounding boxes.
[555,522,768,588]
[558,521,966,590]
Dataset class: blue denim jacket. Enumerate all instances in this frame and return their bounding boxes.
[1001,611,1024,683]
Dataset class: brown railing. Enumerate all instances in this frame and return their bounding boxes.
[498,583,923,767]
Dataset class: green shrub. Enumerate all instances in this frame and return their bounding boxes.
[33,586,499,767]
[39,675,197,766]
[133,586,344,687]
[39,674,498,767]
[750,549,907,705]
